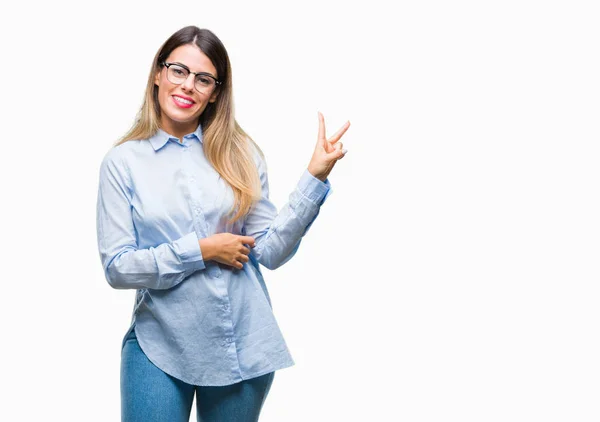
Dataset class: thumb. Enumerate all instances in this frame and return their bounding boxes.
[325,144,346,161]
[325,144,345,160]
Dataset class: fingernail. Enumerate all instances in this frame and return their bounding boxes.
[342,149,348,154]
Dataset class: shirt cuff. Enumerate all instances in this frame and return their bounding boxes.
[173,231,206,268]
[298,169,332,205]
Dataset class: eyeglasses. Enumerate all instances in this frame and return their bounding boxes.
[161,62,222,94]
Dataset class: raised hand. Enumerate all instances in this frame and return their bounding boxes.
[307,112,351,182]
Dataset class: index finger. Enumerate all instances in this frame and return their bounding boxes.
[239,235,256,246]
[327,121,351,144]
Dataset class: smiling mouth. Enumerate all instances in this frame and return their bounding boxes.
[173,95,194,105]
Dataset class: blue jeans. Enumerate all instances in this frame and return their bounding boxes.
[121,328,275,422]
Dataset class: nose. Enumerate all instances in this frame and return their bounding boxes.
[181,73,195,92]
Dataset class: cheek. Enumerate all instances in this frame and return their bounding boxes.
[157,85,175,111]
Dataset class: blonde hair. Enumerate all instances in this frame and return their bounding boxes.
[116,26,263,224]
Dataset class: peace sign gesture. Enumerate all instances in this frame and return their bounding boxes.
[307,112,351,182]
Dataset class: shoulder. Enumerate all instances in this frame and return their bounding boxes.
[247,138,267,172]
[99,140,150,186]
[101,139,149,169]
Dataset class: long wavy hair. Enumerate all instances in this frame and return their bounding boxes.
[116,26,263,224]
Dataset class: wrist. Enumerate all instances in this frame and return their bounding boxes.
[199,237,215,261]
[307,165,326,182]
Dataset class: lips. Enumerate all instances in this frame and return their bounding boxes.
[172,95,195,109]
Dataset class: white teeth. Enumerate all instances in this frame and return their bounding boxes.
[174,96,193,105]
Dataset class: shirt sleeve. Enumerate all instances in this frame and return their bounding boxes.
[96,148,206,290]
[242,152,332,270]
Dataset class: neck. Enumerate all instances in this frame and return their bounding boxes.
[160,118,197,140]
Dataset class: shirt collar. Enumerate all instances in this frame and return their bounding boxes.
[148,123,203,151]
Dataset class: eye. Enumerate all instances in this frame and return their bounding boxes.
[172,68,186,76]
[196,75,212,86]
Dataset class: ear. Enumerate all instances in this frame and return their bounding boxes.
[154,69,161,87]
[208,87,220,103]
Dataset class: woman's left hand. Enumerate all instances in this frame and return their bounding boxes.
[307,112,351,182]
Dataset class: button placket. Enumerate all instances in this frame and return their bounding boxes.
[183,149,209,242]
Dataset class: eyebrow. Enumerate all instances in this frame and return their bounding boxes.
[171,62,217,79]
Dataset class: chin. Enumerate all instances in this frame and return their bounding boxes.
[167,108,201,123]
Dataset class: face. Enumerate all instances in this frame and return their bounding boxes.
[154,44,220,138]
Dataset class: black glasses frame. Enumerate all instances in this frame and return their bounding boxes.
[161,62,222,91]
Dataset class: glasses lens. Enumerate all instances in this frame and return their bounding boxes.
[167,65,188,84]
[195,75,216,93]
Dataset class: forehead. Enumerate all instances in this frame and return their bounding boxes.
[166,44,217,76]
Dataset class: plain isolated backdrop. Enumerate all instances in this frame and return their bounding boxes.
[0,0,599,421]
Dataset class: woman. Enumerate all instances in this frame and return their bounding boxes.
[96,25,350,422]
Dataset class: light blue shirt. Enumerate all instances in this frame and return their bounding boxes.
[96,124,331,386]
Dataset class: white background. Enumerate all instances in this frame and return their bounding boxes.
[0,0,599,421]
